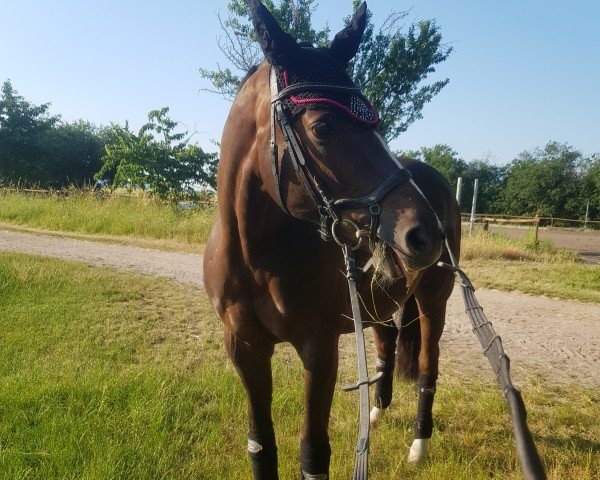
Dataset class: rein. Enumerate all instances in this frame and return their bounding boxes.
[438,241,546,480]
[269,66,409,479]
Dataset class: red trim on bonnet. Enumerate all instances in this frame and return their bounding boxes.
[283,70,379,126]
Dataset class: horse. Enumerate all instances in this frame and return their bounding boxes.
[203,1,461,478]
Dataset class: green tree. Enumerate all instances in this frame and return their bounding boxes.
[43,120,107,187]
[402,145,507,213]
[502,142,588,218]
[0,80,59,186]
[463,159,507,214]
[96,108,218,199]
[402,143,467,192]
[200,0,451,141]
[581,153,600,222]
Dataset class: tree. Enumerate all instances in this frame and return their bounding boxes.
[200,0,451,141]
[580,153,600,221]
[0,80,59,186]
[43,120,107,187]
[402,143,467,190]
[463,160,507,214]
[502,142,587,218]
[95,107,218,199]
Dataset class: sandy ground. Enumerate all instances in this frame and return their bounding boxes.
[1,228,598,387]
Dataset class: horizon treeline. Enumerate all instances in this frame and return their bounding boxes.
[1,79,599,219]
[0,80,217,200]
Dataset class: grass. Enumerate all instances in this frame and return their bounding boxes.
[1,253,598,479]
[461,230,600,303]
[0,189,215,252]
[1,189,599,302]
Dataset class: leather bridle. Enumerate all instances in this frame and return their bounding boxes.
[268,67,412,249]
[268,65,414,479]
[267,66,546,480]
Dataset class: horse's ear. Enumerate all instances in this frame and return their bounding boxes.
[249,0,300,69]
[328,2,368,66]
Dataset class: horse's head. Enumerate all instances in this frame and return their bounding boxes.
[247,0,443,275]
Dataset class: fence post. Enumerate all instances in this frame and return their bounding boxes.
[534,216,540,244]
[585,201,590,229]
[469,178,479,236]
[456,176,463,206]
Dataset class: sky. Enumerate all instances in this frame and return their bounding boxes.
[1,0,599,165]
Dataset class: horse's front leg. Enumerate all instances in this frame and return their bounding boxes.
[296,334,339,479]
[369,319,398,425]
[407,292,448,464]
[224,329,278,479]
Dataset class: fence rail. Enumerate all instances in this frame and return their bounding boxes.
[462,213,600,227]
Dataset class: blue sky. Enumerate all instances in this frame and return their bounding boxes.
[1,0,598,165]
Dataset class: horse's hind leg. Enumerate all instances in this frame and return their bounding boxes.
[407,272,454,464]
[296,334,339,479]
[224,329,278,480]
[370,319,398,425]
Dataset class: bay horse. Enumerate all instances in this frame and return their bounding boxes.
[203,1,461,478]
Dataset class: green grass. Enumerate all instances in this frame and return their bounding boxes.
[0,190,215,252]
[1,253,598,479]
[461,229,579,263]
[1,190,599,302]
[461,230,600,303]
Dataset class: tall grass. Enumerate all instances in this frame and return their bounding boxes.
[0,189,215,249]
[461,230,600,302]
[461,229,579,263]
[1,253,598,479]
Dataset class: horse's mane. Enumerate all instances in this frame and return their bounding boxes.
[238,65,259,92]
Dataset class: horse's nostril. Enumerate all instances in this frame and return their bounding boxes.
[406,226,429,254]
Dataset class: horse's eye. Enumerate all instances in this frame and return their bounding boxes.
[312,121,331,139]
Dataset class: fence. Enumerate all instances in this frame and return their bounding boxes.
[462,213,600,242]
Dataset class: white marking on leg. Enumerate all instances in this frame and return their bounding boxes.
[369,406,385,426]
[247,439,263,454]
[407,438,430,464]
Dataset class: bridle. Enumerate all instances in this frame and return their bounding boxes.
[268,65,413,479]
[268,67,412,249]
[266,66,547,480]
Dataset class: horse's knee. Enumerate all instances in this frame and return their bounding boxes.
[300,441,331,479]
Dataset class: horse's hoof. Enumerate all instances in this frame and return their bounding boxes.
[369,406,385,426]
[407,438,430,464]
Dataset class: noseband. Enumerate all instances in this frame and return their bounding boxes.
[268,67,412,247]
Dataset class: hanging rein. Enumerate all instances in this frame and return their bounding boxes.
[269,66,411,479]
[268,66,546,480]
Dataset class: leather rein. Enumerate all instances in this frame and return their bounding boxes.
[268,66,409,479]
[267,67,546,480]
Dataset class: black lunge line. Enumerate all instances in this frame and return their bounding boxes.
[438,239,546,480]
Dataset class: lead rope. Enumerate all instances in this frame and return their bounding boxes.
[438,238,546,480]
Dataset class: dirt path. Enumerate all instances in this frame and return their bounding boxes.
[2,229,598,386]
[0,229,203,286]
